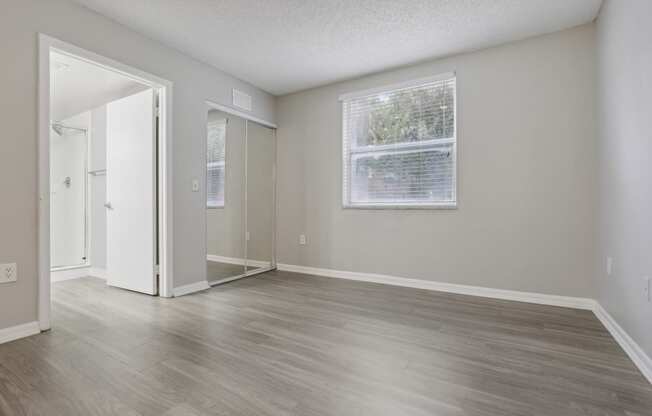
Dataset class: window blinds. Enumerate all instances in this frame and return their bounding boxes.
[207,119,226,208]
[342,75,456,208]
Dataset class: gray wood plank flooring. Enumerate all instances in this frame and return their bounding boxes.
[1,271,651,415]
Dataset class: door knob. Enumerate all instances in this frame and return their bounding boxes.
[104,202,113,209]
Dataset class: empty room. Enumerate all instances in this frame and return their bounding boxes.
[0,1,651,415]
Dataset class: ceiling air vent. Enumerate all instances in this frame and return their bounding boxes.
[232,89,252,111]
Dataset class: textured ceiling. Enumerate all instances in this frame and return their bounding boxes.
[71,0,602,95]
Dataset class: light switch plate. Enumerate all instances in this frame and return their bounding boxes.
[299,234,307,245]
[0,263,17,284]
[192,179,200,192]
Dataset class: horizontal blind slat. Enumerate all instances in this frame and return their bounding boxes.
[343,76,456,207]
[207,119,227,207]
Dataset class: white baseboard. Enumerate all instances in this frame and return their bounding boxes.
[209,273,248,286]
[0,321,40,345]
[51,267,107,282]
[51,267,91,282]
[174,280,210,297]
[207,254,271,269]
[277,262,652,385]
[593,303,652,384]
[276,263,596,310]
[88,267,107,280]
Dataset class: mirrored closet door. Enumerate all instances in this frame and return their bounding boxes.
[205,108,276,285]
[206,110,246,284]
[245,121,276,273]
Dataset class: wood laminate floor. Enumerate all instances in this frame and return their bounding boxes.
[1,271,651,416]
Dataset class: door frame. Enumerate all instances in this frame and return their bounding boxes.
[38,34,175,331]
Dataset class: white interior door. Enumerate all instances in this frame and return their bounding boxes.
[106,88,157,295]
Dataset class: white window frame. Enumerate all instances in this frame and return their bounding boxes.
[340,72,457,210]
[206,119,226,209]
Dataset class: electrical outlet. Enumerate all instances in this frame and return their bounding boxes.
[606,257,614,276]
[299,234,307,245]
[645,277,651,302]
[0,263,17,284]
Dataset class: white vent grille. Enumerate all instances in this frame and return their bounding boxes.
[232,89,252,111]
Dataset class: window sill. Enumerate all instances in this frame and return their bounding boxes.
[342,202,457,210]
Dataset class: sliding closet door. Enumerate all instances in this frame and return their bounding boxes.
[245,121,276,272]
[206,110,246,283]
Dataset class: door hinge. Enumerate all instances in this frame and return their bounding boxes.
[154,264,160,275]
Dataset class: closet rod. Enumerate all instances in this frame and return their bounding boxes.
[88,169,107,176]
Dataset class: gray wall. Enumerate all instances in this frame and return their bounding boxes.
[0,0,275,330]
[276,24,597,297]
[596,0,652,357]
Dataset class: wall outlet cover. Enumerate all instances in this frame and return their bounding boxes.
[0,263,17,284]
[299,234,307,245]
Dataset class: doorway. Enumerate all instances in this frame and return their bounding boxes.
[38,35,174,331]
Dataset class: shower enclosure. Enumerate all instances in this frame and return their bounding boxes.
[50,122,89,269]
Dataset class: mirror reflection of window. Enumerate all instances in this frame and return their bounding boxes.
[207,118,226,208]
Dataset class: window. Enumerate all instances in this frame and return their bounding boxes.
[207,118,226,208]
[341,74,456,208]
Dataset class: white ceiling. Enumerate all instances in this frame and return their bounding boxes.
[71,0,602,96]
[51,52,147,121]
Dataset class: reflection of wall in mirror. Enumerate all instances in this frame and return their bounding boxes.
[206,110,245,261]
[206,111,275,266]
[245,121,275,265]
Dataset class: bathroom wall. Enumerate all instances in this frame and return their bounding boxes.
[50,112,89,269]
